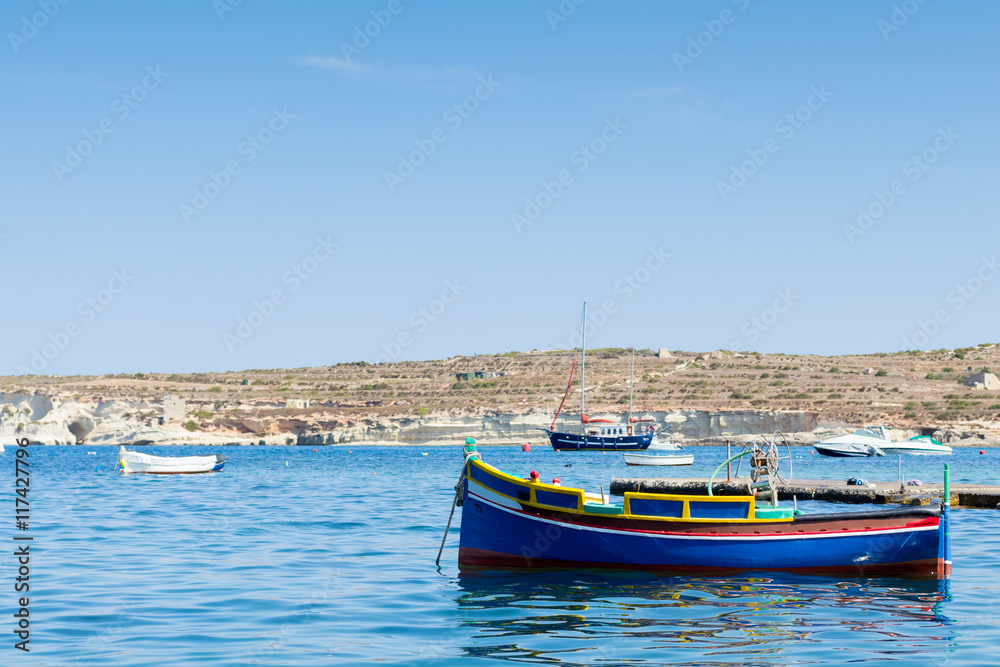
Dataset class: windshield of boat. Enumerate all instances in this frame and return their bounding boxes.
[851,429,879,438]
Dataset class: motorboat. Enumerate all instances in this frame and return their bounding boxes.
[647,436,682,451]
[447,441,951,577]
[118,446,225,474]
[623,452,694,466]
[813,426,892,457]
[880,435,952,456]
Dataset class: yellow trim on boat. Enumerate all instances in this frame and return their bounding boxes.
[467,458,794,524]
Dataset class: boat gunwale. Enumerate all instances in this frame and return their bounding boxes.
[471,458,793,524]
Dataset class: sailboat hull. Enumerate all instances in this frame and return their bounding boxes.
[547,430,653,451]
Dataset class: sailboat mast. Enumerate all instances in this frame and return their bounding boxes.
[628,348,634,423]
[580,302,586,420]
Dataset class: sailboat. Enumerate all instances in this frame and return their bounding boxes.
[544,303,660,451]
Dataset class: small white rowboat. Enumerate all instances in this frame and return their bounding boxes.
[623,453,694,466]
[118,446,225,475]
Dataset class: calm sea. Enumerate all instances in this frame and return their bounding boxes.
[5,444,1000,665]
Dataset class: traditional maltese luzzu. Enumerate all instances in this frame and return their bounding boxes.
[451,443,951,577]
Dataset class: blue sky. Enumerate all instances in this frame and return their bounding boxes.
[2,1,997,375]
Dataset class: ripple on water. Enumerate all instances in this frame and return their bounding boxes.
[7,445,998,665]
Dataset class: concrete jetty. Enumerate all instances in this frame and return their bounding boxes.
[610,477,1000,509]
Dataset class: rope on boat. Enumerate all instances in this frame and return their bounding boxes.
[435,448,477,566]
[707,432,794,506]
[550,361,576,431]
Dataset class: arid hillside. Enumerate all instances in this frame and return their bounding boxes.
[3,344,999,438]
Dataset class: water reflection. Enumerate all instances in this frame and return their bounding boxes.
[452,572,954,665]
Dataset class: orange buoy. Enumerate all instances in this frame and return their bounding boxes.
[522,443,531,452]
[313,449,318,452]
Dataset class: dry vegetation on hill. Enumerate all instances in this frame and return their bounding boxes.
[4,344,999,432]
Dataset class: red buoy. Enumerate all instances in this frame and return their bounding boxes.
[522,443,531,452]
[981,450,986,455]
[552,477,561,486]
[529,470,539,482]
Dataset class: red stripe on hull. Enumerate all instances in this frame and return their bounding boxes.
[458,547,950,578]
[470,489,941,538]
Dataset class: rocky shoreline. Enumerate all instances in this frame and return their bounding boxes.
[3,391,999,448]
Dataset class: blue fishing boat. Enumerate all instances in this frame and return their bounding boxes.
[448,442,951,577]
[545,307,659,451]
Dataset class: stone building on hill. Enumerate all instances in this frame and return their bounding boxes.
[964,371,1000,390]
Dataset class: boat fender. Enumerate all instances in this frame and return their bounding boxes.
[552,477,561,486]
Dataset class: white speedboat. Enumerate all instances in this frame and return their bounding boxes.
[623,453,694,466]
[118,446,225,474]
[812,426,891,457]
[880,435,952,456]
[647,437,682,451]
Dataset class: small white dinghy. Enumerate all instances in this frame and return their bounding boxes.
[623,453,694,466]
[118,446,225,475]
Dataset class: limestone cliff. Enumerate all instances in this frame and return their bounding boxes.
[5,390,997,447]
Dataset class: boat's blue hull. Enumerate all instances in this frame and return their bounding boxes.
[458,460,950,577]
[547,430,653,451]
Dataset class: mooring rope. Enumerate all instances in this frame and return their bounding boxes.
[435,463,468,566]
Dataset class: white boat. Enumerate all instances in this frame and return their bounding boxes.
[118,446,225,474]
[623,453,694,466]
[880,435,952,456]
[812,426,891,457]
[647,437,682,451]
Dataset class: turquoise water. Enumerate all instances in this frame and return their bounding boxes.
[6,445,1000,665]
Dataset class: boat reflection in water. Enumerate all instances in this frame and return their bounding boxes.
[450,571,953,664]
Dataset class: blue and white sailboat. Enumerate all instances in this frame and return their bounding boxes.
[545,304,661,451]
